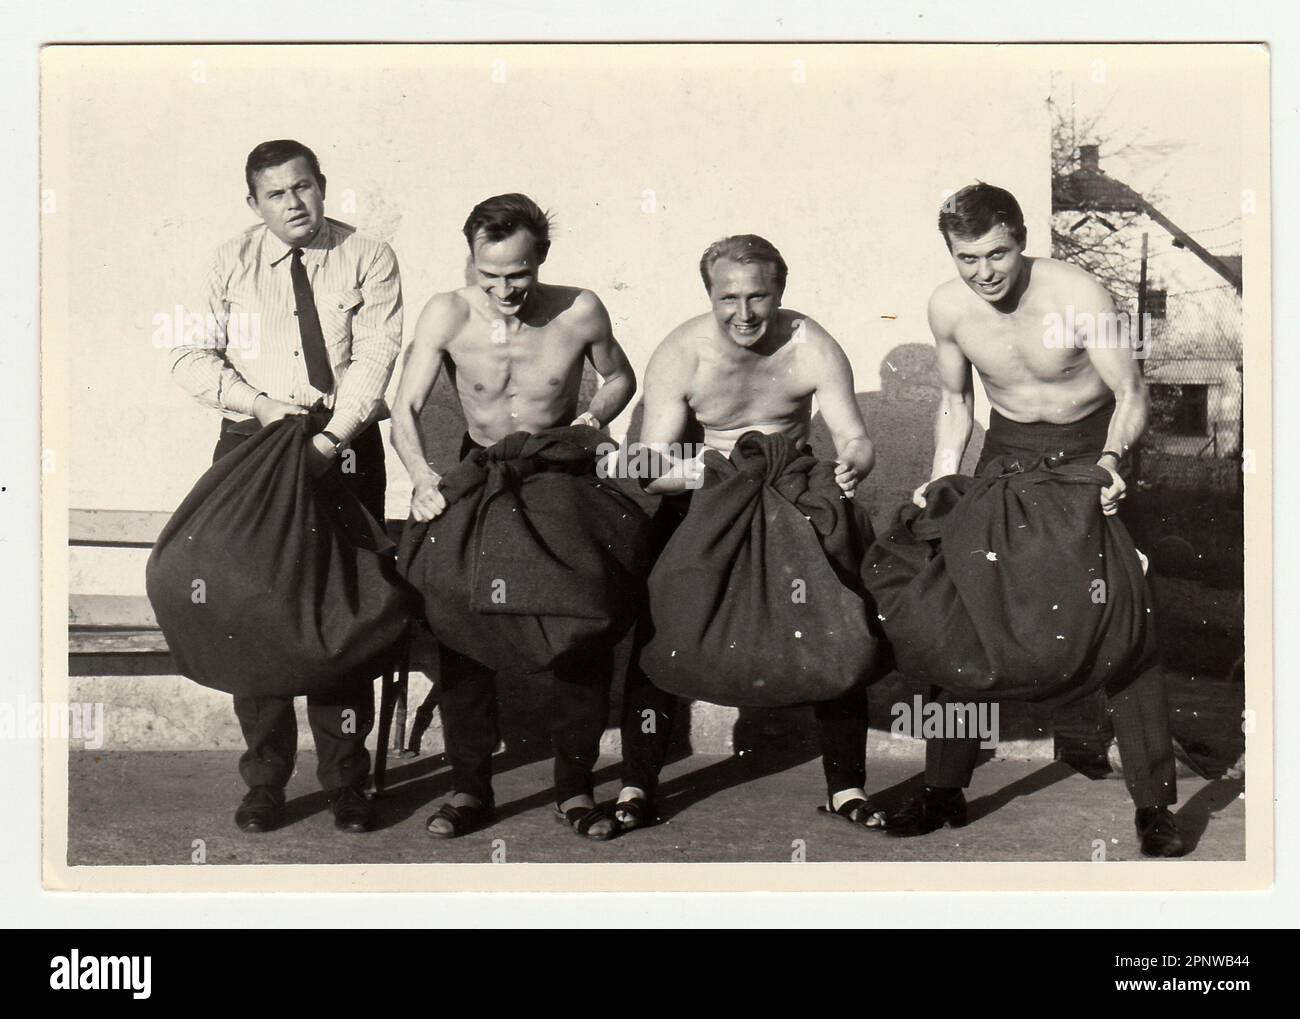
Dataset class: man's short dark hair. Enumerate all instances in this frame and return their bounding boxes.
[245,140,324,198]
[699,234,789,292]
[938,183,1027,250]
[462,193,553,260]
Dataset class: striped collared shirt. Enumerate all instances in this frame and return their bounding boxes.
[170,218,403,444]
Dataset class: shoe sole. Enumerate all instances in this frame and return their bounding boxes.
[1139,837,1189,858]
[235,814,282,834]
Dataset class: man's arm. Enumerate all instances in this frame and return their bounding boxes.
[805,320,874,497]
[916,290,975,506]
[321,242,404,447]
[1079,278,1148,516]
[170,253,304,426]
[639,336,699,496]
[573,292,636,430]
[390,293,465,522]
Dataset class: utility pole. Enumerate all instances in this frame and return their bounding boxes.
[1134,233,1148,486]
[1136,231,1149,365]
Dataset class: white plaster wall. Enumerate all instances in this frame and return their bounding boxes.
[44,44,1049,523]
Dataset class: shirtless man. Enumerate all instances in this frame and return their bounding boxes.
[888,182,1186,857]
[612,234,886,833]
[390,193,636,841]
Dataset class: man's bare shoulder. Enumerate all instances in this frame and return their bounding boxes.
[782,310,837,348]
[779,312,852,385]
[927,277,971,328]
[414,289,474,340]
[549,286,612,330]
[1029,256,1112,305]
[661,312,716,348]
[647,318,707,381]
[925,278,974,344]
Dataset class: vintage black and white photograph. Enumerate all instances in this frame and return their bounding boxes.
[40,42,1270,892]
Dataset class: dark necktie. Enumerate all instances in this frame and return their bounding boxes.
[289,247,333,392]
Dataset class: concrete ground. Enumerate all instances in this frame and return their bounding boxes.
[68,746,1246,866]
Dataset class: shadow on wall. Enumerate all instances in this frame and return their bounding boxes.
[809,342,984,532]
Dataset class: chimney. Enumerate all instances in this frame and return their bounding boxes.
[1079,144,1101,172]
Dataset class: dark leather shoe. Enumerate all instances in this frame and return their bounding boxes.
[330,785,374,833]
[234,786,285,833]
[886,786,968,838]
[1136,806,1188,858]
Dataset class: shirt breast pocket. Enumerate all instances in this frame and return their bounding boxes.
[221,290,263,362]
[319,288,364,353]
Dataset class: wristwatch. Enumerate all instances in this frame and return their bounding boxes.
[319,430,344,456]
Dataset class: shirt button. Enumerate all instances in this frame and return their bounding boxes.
[293,351,300,357]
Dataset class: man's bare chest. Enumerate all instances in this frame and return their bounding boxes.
[956,315,1090,384]
[689,353,814,423]
[449,322,587,396]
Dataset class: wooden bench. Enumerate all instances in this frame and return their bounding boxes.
[68,508,430,785]
[68,509,172,661]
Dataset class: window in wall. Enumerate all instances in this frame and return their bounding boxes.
[1148,383,1209,437]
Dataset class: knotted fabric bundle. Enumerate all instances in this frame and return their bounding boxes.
[639,431,883,708]
[397,425,652,674]
[862,455,1156,703]
[146,415,410,697]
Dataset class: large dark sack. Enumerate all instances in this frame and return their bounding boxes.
[639,431,883,708]
[145,415,411,697]
[397,425,652,674]
[862,455,1156,703]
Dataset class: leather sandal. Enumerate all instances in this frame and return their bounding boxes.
[613,795,657,832]
[554,804,616,841]
[425,799,494,839]
[818,797,888,830]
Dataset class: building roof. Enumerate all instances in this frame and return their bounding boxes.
[1053,149,1242,294]
[1052,169,1147,215]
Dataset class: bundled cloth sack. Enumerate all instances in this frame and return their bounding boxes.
[146,415,411,697]
[397,424,652,674]
[639,431,883,708]
[862,455,1156,704]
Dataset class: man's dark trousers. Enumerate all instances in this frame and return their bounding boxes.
[212,418,385,794]
[923,402,1178,808]
[434,433,614,807]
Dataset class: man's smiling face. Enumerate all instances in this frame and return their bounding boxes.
[472,229,543,317]
[707,258,783,348]
[947,223,1026,304]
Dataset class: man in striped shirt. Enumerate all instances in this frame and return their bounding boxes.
[170,139,403,835]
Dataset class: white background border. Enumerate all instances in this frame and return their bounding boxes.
[4,0,1294,928]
